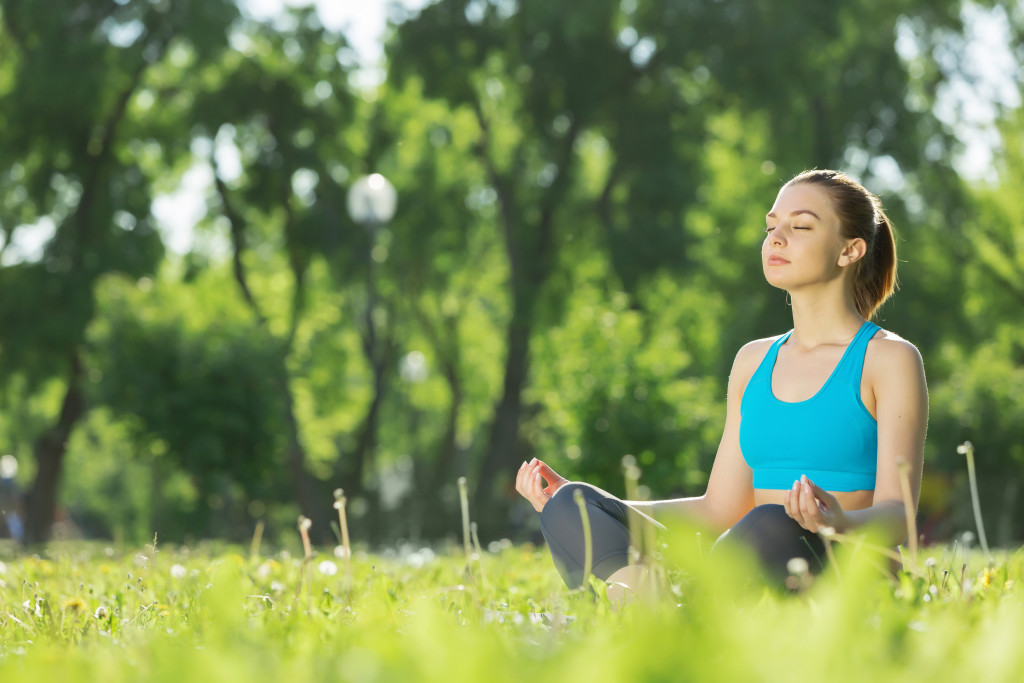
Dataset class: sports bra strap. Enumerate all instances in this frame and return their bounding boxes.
[831,321,879,386]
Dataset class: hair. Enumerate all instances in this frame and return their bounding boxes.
[784,169,897,320]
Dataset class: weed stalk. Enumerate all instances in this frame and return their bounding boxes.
[457,477,472,577]
[573,488,594,590]
[334,489,352,591]
[958,441,990,560]
[896,457,919,573]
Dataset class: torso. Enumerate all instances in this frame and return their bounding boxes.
[741,324,884,512]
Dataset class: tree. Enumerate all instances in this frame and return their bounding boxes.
[0,0,238,543]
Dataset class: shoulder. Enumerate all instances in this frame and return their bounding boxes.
[865,328,928,398]
[729,334,785,389]
[866,328,925,373]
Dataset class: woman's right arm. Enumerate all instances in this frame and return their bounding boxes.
[627,342,762,532]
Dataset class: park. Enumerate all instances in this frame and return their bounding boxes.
[1,1,1024,680]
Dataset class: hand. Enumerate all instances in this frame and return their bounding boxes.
[784,475,848,534]
[515,458,568,513]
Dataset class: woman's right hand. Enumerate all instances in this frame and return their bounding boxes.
[515,458,568,513]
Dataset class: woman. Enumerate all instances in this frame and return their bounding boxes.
[515,169,928,592]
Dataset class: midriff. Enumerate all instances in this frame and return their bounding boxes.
[754,488,874,512]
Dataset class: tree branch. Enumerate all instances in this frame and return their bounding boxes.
[212,155,266,324]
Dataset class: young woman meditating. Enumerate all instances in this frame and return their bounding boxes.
[515,169,928,593]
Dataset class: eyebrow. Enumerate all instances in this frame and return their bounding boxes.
[766,209,821,221]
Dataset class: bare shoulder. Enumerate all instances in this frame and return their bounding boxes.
[867,328,925,373]
[864,327,929,393]
[730,334,785,387]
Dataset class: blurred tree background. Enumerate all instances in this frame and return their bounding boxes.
[0,0,1021,547]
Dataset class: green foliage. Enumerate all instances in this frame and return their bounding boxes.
[85,273,289,538]
[1,0,1024,545]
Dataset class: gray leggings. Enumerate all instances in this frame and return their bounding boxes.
[539,482,825,588]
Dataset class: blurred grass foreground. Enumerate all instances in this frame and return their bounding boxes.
[0,532,1021,682]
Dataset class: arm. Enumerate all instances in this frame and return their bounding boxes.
[515,342,767,531]
[787,338,928,545]
[626,343,761,532]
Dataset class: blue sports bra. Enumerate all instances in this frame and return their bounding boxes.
[739,321,879,491]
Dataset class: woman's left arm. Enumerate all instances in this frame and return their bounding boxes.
[844,338,928,543]
[786,337,928,545]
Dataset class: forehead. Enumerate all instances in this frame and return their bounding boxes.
[768,182,835,221]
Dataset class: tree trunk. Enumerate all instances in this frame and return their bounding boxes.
[24,353,85,544]
[474,305,532,523]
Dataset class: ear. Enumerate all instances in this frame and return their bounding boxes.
[837,237,867,268]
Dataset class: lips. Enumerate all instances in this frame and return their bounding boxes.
[767,255,790,265]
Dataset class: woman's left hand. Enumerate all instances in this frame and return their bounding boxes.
[785,475,848,533]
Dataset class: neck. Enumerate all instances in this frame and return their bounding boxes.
[787,286,865,348]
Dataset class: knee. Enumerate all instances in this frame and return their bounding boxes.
[544,482,589,515]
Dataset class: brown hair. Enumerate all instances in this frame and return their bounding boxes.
[785,169,898,319]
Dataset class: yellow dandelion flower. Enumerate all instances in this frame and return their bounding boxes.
[62,597,87,612]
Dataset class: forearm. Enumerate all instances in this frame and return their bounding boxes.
[624,496,720,529]
[841,499,910,546]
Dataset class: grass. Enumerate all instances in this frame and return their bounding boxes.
[1,528,1022,682]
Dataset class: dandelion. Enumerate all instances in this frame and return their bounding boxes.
[62,597,86,612]
[170,564,187,579]
[318,560,338,576]
[787,557,810,577]
[334,545,350,559]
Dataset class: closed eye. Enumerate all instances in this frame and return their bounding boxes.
[764,225,811,233]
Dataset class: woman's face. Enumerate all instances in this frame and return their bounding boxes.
[761,182,849,292]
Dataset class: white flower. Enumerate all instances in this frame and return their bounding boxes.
[318,560,338,576]
[94,606,109,619]
[786,557,810,577]
[0,561,7,575]
[170,564,187,579]
[333,545,350,559]
[270,581,285,594]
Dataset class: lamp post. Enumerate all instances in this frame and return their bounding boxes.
[345,174,397,516]
[346,173,397,346]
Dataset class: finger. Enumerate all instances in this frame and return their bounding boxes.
[517,461,534,495]
[790,481,814,531]
[531,471,546,500]
[515,461,527,492]
[800,479,820,531]
[535,460,564,485]
[784,480,800,519]
[803,476,836,507]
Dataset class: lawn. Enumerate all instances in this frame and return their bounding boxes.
[0,529,1021,682]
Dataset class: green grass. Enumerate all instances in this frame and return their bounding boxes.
[0,531,1021,682]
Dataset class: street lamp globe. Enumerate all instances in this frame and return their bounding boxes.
[347,173,397,227]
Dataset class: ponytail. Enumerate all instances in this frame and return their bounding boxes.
[852,204,898,320]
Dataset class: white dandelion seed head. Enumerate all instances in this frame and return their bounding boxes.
[318,560,338,576]
[170,564,187,579]
[818,526,836,538]
[786,557,810,577]
[333,545,350,559]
